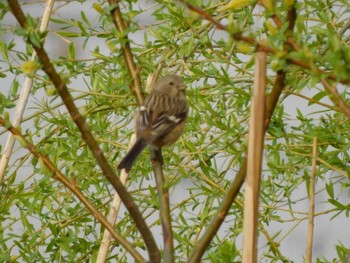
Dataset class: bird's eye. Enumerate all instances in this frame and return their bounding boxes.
[169,81,174,85]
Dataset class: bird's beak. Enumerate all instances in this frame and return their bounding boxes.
[178,84,186,91]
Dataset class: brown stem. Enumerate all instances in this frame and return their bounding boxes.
[7,0,159,261]
[187,5,297,262]
[152,149,174,263]
[108,0,144,106]
[321,79,350,120]
[178,0,350,85]
[0,117,145,262]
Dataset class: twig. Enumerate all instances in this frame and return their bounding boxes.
[108,0,144,106]
[321,79,350,120]
[187,160,247,263]
[106,1,161,261]
[97,134,136,263]
[0,117,145,262]
[177,0,350,85]
[306,137,317,263]
[320,19,350,55]
[187,5,297,262]
[152,151,174,263]
[258,0,282,29]
[242,51,266,263]
[7,1,159,261]
[0,0,54,183]
[284,90,338,111]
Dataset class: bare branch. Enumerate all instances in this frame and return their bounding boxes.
[242,51,266,263]
[306,137,317,263]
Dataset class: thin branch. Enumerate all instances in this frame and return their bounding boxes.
[285,90,338,112]
[0,117,145,262]
[187,159,247,263]
[7,1,159,261]
[306,137,317,263]
[108,0,144,106]
[187,5,297,262]
[258,0,282,29]
[177,0,350,85]
[0,0,54,183]
[97,134,136,263]
[321,79,350,120]
[320,19,350,55]
[242,51,266,263]
[152,153,174,263]
[105,1,161,260]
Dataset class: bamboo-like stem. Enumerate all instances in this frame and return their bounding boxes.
[242,51,266,263]
[152,150,174,263]
[306,137,317,263]
[187,73,286,263]
[0,0,54,183]
[187,6,297,262]
[7,1,159,261]
[97,134,136,263]
[0,117,145,262]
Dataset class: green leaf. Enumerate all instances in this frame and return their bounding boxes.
[80,11,90,25]
[328,199,346,210]
[14,27,28,37]
[57,31,80,38]
[29,32,42,48]
[326,181,334,199]
[77,21,88,36]
[68,42,75,60]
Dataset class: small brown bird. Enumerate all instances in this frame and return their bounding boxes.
[118,74,188,171]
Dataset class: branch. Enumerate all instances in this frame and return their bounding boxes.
[152,151,174,263]
[305,137,317,263]
[177,0,350,85]
[7,1,159,261]
[106,1,163,261]
[97,136,135,262]
[108,0,144,106]
[321,79,350,120]
[242,51,266,263]
[0,117,145,262]
[187,5,297,262]
[0,0,54,183]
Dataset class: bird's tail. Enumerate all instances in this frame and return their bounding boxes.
[117,140,147,171]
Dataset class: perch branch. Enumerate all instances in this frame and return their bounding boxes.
[7,1,159,261]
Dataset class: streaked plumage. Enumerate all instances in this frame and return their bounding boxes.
[118,74,188,171]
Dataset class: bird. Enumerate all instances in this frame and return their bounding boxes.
[117,74,188,171]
